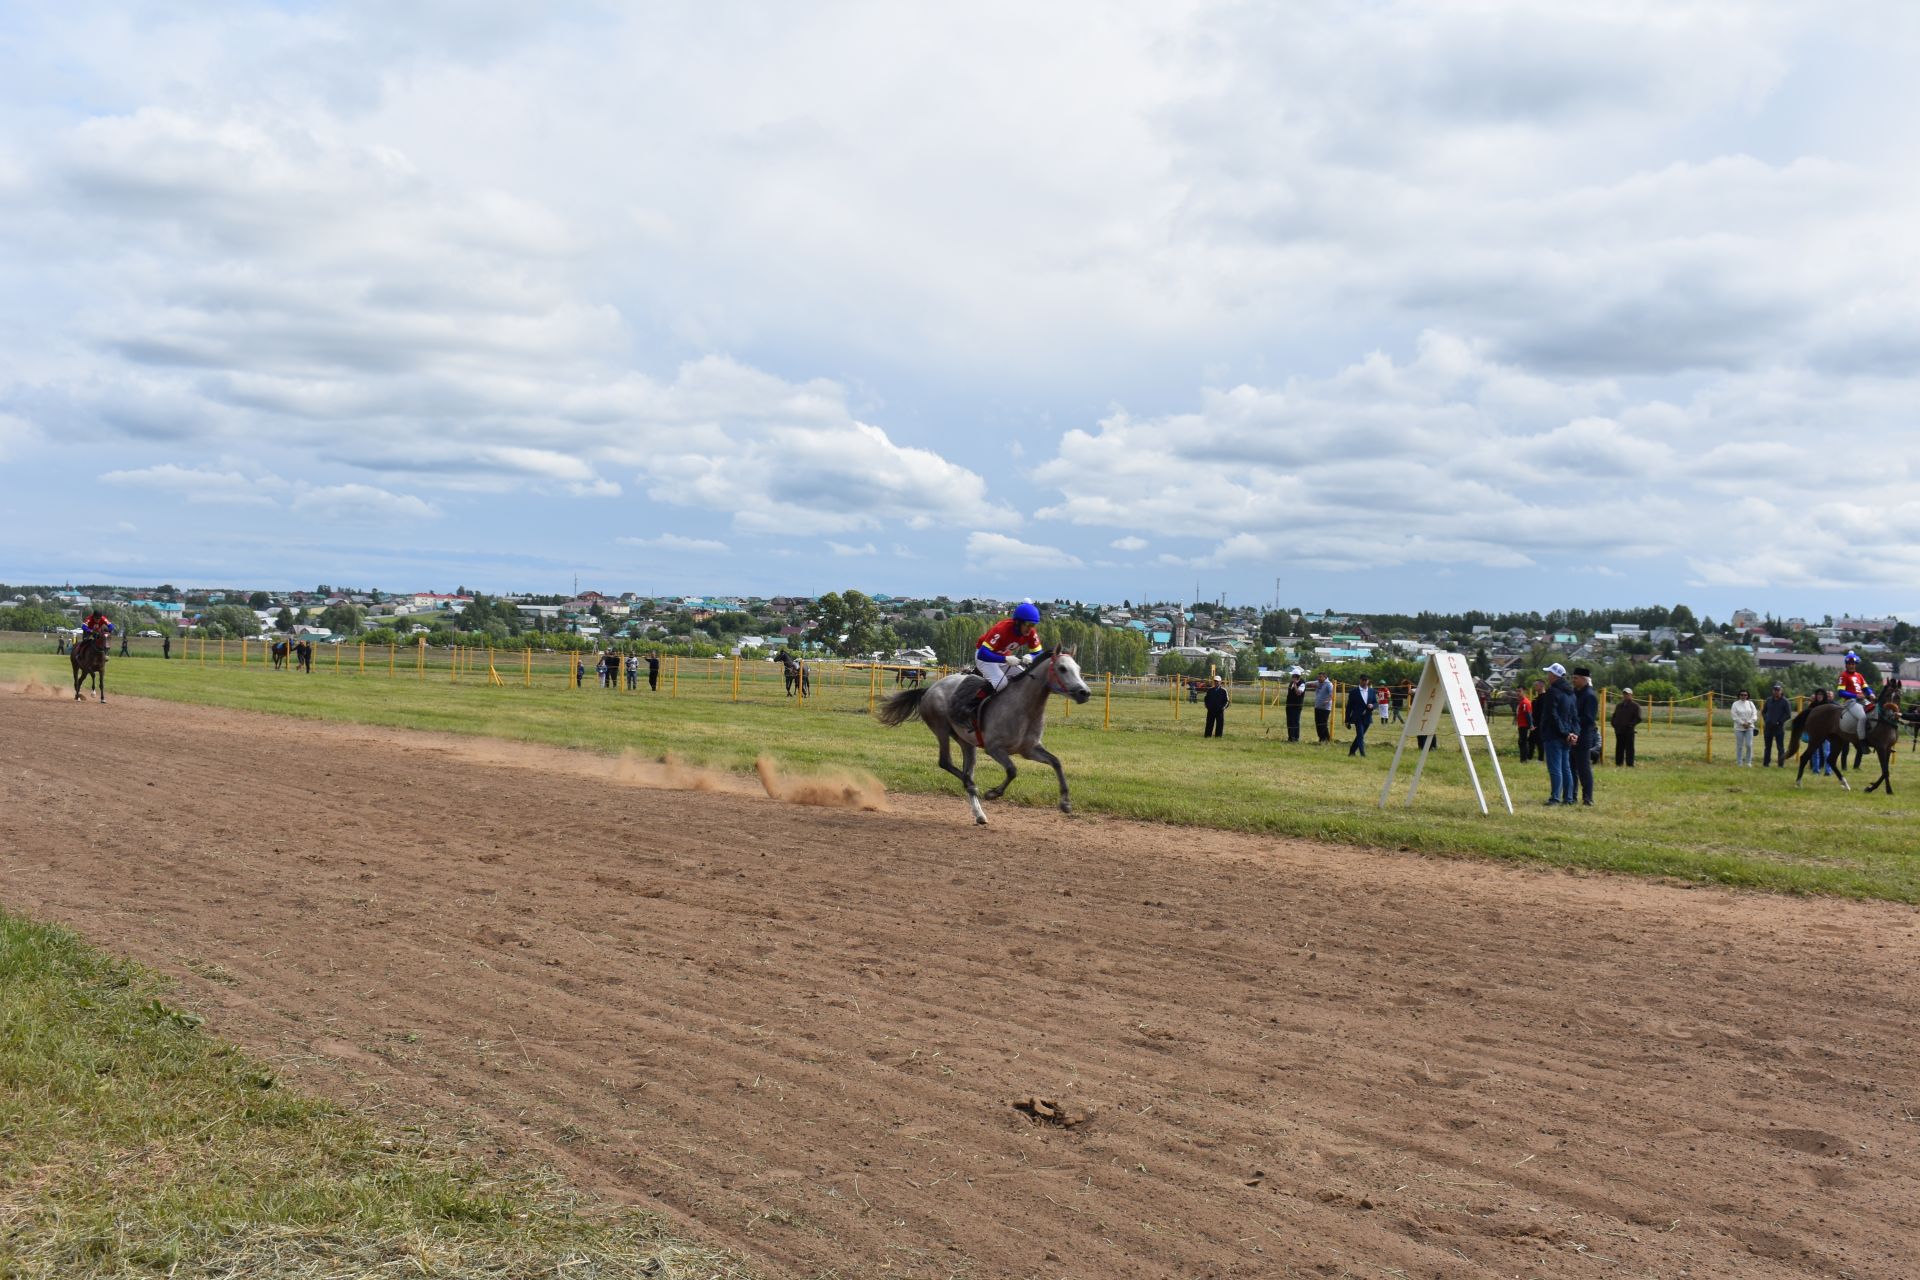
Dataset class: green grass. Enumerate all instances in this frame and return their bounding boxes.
[6,640,1918,901]
[0,906,748,1279]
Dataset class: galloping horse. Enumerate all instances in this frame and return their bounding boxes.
[875,647,1092,824]
[70,631,107,702]
[1786,699,1900,794]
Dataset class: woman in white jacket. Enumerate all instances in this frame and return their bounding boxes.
[1729,690,1759,767]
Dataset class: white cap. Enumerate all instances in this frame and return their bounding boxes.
[1544,662,1568,678]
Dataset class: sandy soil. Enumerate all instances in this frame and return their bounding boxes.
[4,687,1919,1279]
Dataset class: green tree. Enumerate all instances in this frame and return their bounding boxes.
[1234,646,1264,682]
[317,603,363,636]
[248,591,271,610]
[808,590,886,656]
[274,607,296,632]
[1679,643,1758,696]
[1470,647,1492,680]
[1156,651,1189,678]
[201,604,260,638]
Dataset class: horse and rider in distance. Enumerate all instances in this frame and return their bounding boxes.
[1787,650,1904,794]
[876,599,1091,824]
[69,606,115,702]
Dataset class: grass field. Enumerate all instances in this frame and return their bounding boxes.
[0,907,744,1280]
[6,639,1917,901]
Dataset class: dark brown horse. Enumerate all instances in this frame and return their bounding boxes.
[1786,700,1898,794]
[70,632,107,702]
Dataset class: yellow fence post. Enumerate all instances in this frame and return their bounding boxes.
[732,654,740,702]
[241,637,248,667]
[1104,672,1112,729]
[671,655,679,698]
[524,648,531,688]
[1706,691,1715,762]
[357,640,364,675]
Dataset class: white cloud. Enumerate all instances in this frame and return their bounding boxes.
[828,541,877,556]
[1110,535,1148,551]
[965,531,1083,574]
[618,533,730,554]
[100,464,280,505]
[290,483,438,521]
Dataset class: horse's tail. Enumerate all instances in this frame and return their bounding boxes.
[875,686,929,726]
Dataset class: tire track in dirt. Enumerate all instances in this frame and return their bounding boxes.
[4,691,1919,1277]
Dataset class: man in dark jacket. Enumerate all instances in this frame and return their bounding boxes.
[1346,675,1376,757]
[1203,677,1230,738]
[646,652,661,691]
[1537,663,1579,804]
[1610,686,1643,767]
[1284,674,1306,742]
[1762,682,1792,766]
[1571,667,1599,805]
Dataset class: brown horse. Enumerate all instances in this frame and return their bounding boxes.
[70,632,107,702]
[1786,701,1898,794]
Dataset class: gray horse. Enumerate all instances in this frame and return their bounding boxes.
[874,648,1092,824]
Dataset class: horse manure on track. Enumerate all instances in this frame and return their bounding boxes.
[1011,1096,1091,1128]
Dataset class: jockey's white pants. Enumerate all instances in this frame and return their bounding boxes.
[976,656,1013,691]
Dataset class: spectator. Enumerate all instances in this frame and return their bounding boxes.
[1313,673,1334,744]
[1762,683,1792,767]
[1203,677,1230,738]
[119,632,131,657]
[1729,689,1758,767]
[1284,674,1306,742]
[1346,675,1375,758]
[575,656,587,687]
[1528,680,1546,760]
[1806,689,1834,774]
[1514,683,1535,763]
[606,649,621,693]
[1610,687,1643,768]
[647,652,661,691]
[626,652,640,690]
[162,635,171,660]
[1571,667,1599,806]
[1537,663,1578,805]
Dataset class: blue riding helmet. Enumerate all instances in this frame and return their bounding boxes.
[1013,600,1041,625]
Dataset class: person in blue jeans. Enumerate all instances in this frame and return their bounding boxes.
[1536,663,1580,804]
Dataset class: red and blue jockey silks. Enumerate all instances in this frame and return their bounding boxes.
[1838,668,1870,701]
[976,617,1041,664]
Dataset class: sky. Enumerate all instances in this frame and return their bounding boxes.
[3,1,1920,617]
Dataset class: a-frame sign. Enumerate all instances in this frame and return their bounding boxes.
[1378,652,1513,815]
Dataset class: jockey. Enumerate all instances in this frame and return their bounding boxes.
[1836,652,1874,735]
[1837,652,1872,704]
[974,599,1043,694]
[81,609,115,649]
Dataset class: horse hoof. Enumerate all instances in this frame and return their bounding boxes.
[975,814,989,826]
[1059,802,1073,815]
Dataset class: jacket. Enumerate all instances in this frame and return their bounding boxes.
[1346,686,1375,728]
[1610,697,1643,732]
[1536,678,1579,739]
[1762,695,1792,726]
[1314,679,1333,711]
[1729,698,1759,730]
[1203,685,1230,712]
[1575,684,1599,749]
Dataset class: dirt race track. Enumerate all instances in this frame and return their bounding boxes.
[5,689,1920,1279]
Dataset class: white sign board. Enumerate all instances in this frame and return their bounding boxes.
[1378,653,1513,815]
